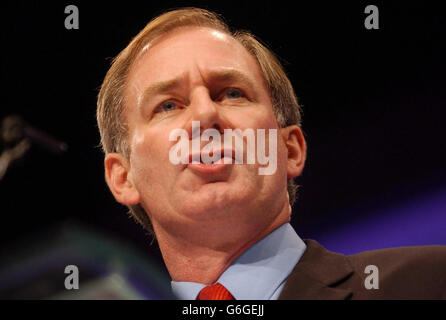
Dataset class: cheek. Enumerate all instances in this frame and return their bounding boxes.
[232,108,278,135]
[131,124,172,160]
[254,107,279,129]
[276,139,290,172]
[129,129,171,183]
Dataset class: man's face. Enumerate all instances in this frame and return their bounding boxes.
[114,27,298,242]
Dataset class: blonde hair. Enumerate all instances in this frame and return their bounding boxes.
[97,7,302,233]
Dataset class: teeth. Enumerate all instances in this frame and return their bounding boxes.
[200,151,222,164]
[214,153,222,161]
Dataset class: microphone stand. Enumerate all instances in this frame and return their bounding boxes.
[0,139,30,181]
[0,115,67,181]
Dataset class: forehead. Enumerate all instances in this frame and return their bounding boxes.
[126,27,267,99]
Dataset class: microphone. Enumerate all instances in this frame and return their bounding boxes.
[1,115,68,155]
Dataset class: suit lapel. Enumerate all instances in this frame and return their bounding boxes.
[279,239,354,300]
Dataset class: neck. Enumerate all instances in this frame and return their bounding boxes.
[154,200,291,284]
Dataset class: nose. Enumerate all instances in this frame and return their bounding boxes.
[187,87,226,135]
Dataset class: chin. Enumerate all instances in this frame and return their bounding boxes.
[176,183,255,217]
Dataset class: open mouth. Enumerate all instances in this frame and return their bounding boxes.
[186,149,236,174]
[189,149,236,165]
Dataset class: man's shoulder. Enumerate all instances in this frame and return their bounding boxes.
[303,238,446,269]
[346,243,446,277]
[345,243,446,299]
[347,242,446,264]
[280,239,446,299]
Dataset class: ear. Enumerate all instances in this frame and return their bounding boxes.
[280,125,307,179]
[104,153,141,206]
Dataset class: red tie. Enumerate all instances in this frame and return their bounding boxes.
[196,283,235,300]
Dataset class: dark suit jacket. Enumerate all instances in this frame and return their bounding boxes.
[279,240,446,299]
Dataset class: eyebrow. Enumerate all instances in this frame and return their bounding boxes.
[138,77,183,109]
[138,69,256,109]
[206,69,256,90]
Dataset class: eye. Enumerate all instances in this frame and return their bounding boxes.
[155,100,178,113]
[224,88,243,99]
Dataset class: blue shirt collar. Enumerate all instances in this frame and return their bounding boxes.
[171,223,306,300]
